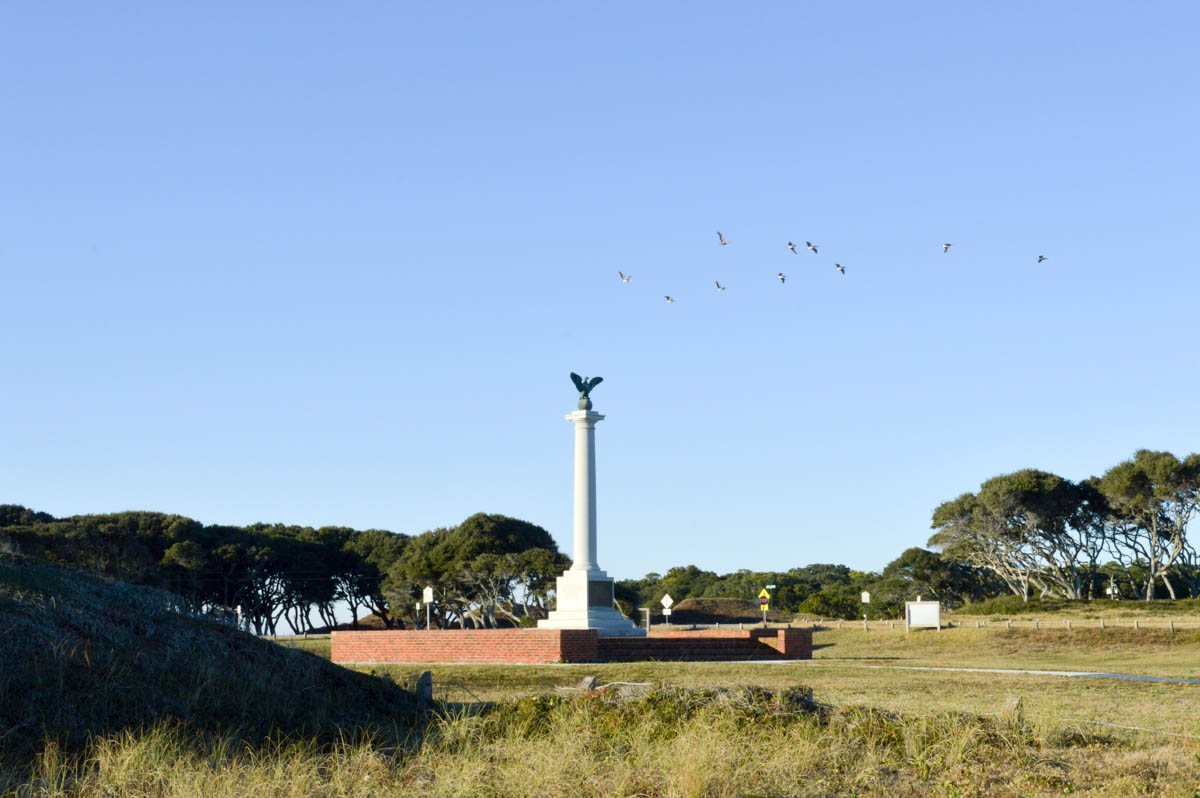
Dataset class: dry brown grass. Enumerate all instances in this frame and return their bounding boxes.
[9,690,1200,797]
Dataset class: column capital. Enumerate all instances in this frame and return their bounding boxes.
[565,410,605,423]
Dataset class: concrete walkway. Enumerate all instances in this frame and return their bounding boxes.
[783,661,1200,684]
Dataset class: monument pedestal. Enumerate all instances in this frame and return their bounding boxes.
[539,394,644,637]
[538,568,643,636]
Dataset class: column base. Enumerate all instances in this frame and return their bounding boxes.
[537,569,645,637]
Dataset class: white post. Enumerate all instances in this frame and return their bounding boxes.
[568,410,603,572]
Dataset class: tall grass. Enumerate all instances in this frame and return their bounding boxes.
[9,686,1197,797]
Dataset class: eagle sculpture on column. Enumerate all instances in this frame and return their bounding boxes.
[570,373,603,409]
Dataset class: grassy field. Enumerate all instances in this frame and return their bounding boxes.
[288,623,1200,767]
[287,624,1200,732]
[10,558,1200,796]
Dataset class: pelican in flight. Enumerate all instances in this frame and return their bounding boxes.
[787,241,799,254]
[618,271,631,282]
[715,281,726,291]
[943,243,951,253]
[664,295,675,303]
[717,232,728,246]
[806,242,818,254]
[1037,255,1047,263]
[777,273,786,284]
[835,264,846,275]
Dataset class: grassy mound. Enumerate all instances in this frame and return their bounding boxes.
[666,597,789,624]
[0,553,421,769]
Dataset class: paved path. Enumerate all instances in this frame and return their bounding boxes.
[785,661,1200,684]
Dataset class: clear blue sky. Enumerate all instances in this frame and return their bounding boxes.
[4,2,1199,580]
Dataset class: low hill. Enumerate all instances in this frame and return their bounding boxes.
[664,597,791,624]
[0,552,421,768]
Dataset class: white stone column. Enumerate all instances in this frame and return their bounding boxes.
[567,409,602,572]
[538,400,643,636]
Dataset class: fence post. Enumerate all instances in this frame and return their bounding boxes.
[1100,619,1105,629]
[1006,620,1012,630]
[1066,620,1071,630]
[1170,620,1175,634]
[1134,619,1139,630]
[1034,619,1039,630]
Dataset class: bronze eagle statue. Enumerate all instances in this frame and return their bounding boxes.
[570,373,603,398]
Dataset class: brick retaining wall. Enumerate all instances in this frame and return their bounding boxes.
[332,627,811,665]
[332,629,598,665]
[603,628,812,661]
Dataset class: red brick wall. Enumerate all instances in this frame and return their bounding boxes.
[331,629,598,665]
[775,629,813,658]
[599,627,811,662]
[331,627,811,664]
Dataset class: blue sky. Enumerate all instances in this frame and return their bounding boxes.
[3,2,1199,580]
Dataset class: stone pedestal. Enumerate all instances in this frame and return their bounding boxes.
[539,407,644,637]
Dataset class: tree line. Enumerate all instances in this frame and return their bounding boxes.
[615,548,1004,621]
[929,449,1200,601]
[1,503,1001,627]
[2,447,1195,632]
[0,507,566,634]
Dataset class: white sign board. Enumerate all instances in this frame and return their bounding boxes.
[423,586,435,604]
[662,607,672,617]
[660,593,674,609]
[861,591,870,604]
[905,600,941,632]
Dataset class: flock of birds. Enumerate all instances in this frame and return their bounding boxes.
[618,233,1049,303]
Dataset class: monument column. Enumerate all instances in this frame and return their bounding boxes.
[538,374,644,636]
[568,408,602,572]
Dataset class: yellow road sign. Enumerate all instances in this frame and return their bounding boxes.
[758,588,770,599]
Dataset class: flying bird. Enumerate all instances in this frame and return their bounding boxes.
[835,264,846,275]
[943,243,952,253]
[717,232,728,246]
[777,273,786,283]
[664,295,675,303]
[806,242,818,254]
[787,241,799,254]
[618,271,631,282]
[715,281,726,291]
[1037,255,1047,263]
